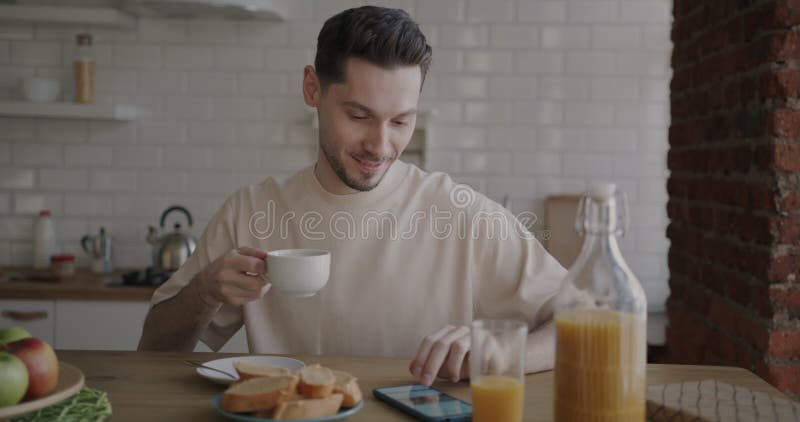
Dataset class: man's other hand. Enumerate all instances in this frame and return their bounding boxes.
[409,325,471,386]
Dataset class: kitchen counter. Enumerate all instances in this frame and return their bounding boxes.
[53,350,789,421]
[0,267,156,301]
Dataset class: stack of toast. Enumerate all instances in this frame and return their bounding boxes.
[219,361,363,420]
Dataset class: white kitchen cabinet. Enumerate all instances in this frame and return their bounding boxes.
[0,299,56,345]
[55,300,149,350]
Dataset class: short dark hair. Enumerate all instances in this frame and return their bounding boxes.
[314,6,432,91]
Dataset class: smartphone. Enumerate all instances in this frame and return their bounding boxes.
[373,384,472,422]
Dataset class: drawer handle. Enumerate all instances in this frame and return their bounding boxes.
[2,310,48,321]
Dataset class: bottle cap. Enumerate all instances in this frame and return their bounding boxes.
[39,210,51,217]
[76,33,93,45]
[51,254,75,262]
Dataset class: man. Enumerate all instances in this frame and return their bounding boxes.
[138,6,565,387]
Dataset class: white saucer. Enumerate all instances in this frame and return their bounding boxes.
[197,355,305,385]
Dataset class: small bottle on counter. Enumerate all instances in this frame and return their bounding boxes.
[33,210,58,269]
[51,254,76,277]
[74,33,95,104]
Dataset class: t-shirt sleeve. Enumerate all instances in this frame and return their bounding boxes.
[148,194,244,351]
[469,194,567,330]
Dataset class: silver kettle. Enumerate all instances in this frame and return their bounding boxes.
[147,205,197,272]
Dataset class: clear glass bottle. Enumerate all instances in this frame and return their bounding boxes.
[74,33,95,104]
[552,183,647,422]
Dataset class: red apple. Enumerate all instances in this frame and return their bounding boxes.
[1,338,58,400]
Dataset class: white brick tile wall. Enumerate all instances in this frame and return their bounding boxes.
[489,25,538,48]
[568,1,619,23]
[113,44,162,69]
[541,26,590,49]
[214,47,264,70]
[163,46,213,69]
[89,170,138,192]
[13,144,61,166]
[188,20,238,45]
[416,0,465,23]
[238,122,287,145]
[462,152,512,174]
[517,1,567,23]
[238,73,289,95]
[112,146,163,168]
[13,193,63,215]
[0,41,8,64]
[512,152,562,176]
[0,218,33,240]
[65,194,113,217]
[213,98,264,120]
[441,25,488,47]
[188,71,237,95]
[0,194,9,214]
[65,145,112,167]
[540,77,589,100]
[238,22,289,46]
[516,51,564,74]
[138,19,188,43]
[140,121,187,144]
[39,169,89,191]
[188,121,235,144]
[465,101,513,124]
[138,170,186,193]
[139,70,187,94]
[162,96,212,119]
[11,41,60,65]
[36,120,88,143]
[489,76,537,99]
[466,0,514,23]
[0,118,34,140]
[592,25,641,49]
[619,1,672,24]
[0,0,672,307]
[164,146,210,169]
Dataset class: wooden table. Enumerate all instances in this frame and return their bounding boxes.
[57,350,784,421]
[0,267,154,301]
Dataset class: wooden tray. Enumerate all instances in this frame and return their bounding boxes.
[0,362,85,418]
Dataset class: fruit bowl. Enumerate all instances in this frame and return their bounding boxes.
[0,362,84,419]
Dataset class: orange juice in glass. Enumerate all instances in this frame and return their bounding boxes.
[470,319,527,422]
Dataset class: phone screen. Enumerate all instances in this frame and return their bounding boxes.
[374,384,472,421]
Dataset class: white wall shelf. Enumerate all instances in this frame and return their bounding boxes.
[0,101,139,121]
[0,5,137,29]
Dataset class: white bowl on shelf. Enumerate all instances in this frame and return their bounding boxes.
[20,77,60,103]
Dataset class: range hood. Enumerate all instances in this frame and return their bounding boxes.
[121,0,287,20]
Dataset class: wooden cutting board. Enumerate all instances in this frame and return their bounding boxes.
[646,379,800,421]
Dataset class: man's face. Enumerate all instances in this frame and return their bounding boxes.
[308,57,422,192]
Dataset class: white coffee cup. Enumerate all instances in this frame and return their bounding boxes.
[266,249,330,297]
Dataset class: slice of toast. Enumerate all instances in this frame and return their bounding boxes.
[233,360,291,381]
[266,393,344,420]
[331,369,363,408]
[220,375,298,413]
[297,364,335,399]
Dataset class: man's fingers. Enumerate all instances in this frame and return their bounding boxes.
[229,252,267,275]
[236,246,268,260]
[441,334,471,383]
[410,325,456,380]
[419,326,469,386]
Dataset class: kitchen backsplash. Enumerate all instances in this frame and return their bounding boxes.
[0,0,672,308]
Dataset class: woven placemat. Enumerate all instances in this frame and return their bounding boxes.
[646,379,800,422]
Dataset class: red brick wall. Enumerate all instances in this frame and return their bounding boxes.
[668,0,800,397]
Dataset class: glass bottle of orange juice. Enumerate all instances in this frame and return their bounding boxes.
[553,183,647,422]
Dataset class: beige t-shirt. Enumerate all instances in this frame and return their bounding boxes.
[150,161,566,357]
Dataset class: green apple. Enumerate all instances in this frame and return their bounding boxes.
[0,327,31,346]
[0,351,28,407]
